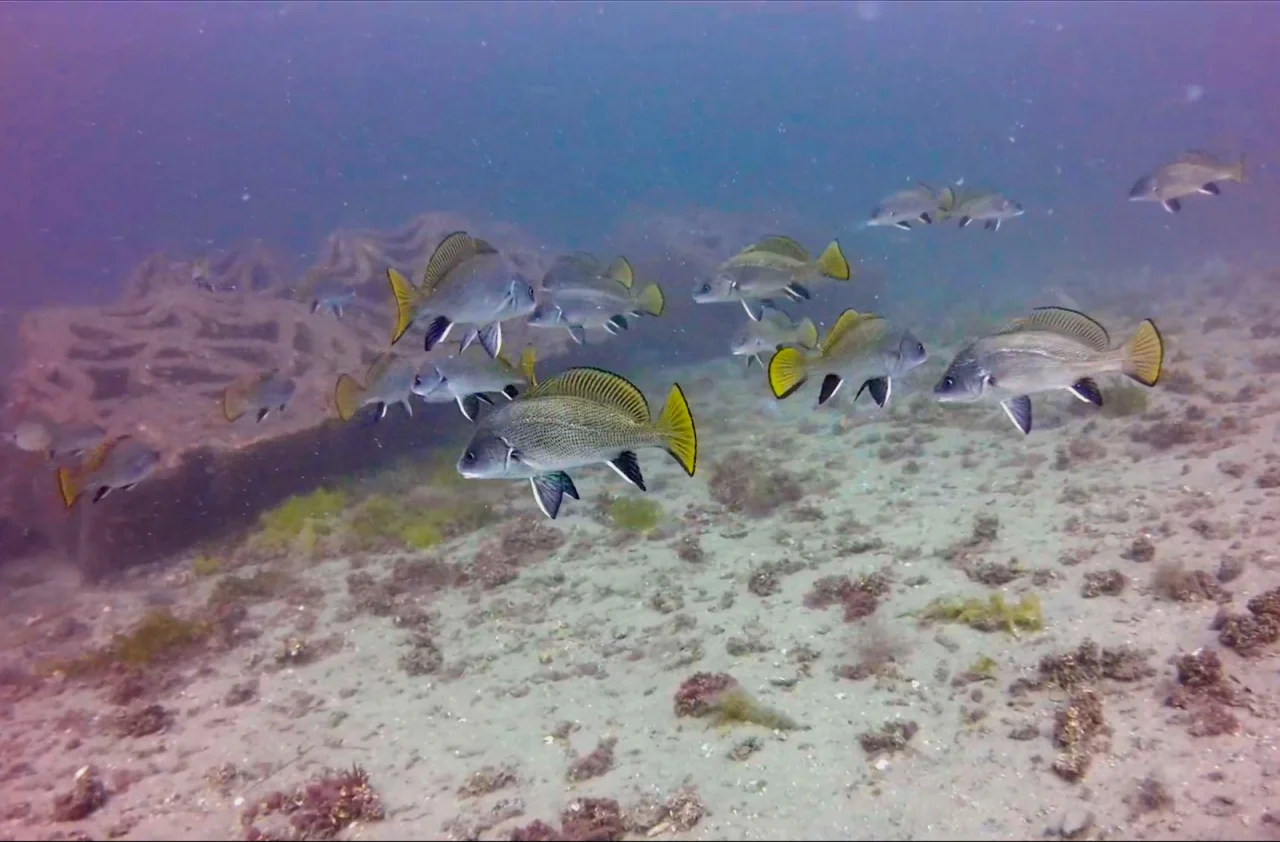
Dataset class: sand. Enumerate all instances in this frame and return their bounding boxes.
[2,270,1280,842]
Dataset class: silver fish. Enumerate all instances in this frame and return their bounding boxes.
[55,435,162,508]
[310,287,357,318]
[692,235,852,321]
[222,371,297,423]
[767,309,928,408]
[1128,151,1246,214]
[866,184,956,230]
[387,232,537,359]
[334,353,419,423]
[932,306,1165,435]
[728,302,820,368]
[413,346,537,422]
[456,367,698,519]
[954,192,1024,232]
[3,419,107,462]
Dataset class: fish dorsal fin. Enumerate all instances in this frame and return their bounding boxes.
[569,251,603,270]
[820,309,880,357]
[421,232,498,293]
[745,235,810,262]
[523,366,649,423]
[85,435,127,473]
[606,256,634,290]
[998,306,1111,350]
[1176,149,1219,165]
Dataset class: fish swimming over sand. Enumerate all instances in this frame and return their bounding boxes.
[729,301,819,368]
[3,419,107,461]
[334,353,418,423]
[932,306,1165,435]
[386,231,537,359]
[55,435,161,508]
[1128,150,1246,214]
[221,371,297,423]
[528,284,665,345]
[866,184,956,230]
[192,258,215,292]
[310,287,357,319]
[693,235,852,321]
[768,309,928,407]
[954,191,1025,232]
[455,367,698,520]
[413,346,538,422]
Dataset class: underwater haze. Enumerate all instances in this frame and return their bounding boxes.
[3,2,1280,841]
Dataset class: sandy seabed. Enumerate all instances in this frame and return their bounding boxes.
[2,280,1280,842]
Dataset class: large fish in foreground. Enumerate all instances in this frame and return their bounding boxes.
[221,371,297,423]
[413,346,538,422]
[334,353,418,423]
[693,235,852,321]
[729,301,819,368]
[455,367,698,519]
[767,309,928,407]
[55,435,161,508]
[932,306,1165,435]
[1128,150,1246,214]
[386,231,537,358]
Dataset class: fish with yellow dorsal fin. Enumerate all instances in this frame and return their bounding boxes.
[54,435,161,509]
[456,367,698,520]
[412,346,538,422]
[333,353,418,423]
[385,231,536,359]
[729,301,820,369]
[532,253,664,344]
[866,183,957,230]
[933,306,1165,435]
[221,371,297,424]
[767,309,928,408]
[692,235,853,321]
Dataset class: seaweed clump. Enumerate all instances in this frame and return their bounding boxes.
[916,592,1043,637]
[345,493,493,552]
[1052,689,1106,782]
[1216,586,1280,657]
[804,572,891,622]
[707,450,806,517]
[241,764,384,841]
[249,487,350,557]
[606,496,663,532]
[672,671,804,730]
[52,609,213,678]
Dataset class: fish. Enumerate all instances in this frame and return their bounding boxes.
[310,288,357,318]
[692,235,853,321]
[334,352,419,423]
[455,367,698,520]
[221,371,297,423]
[192,258,214,292]
[866,184,957,230]
[386,231,537,359]
[540,253,634,297]
[2,419,107,461]
[528,283,665,345]
[931,306,1165,435]
[954,191,1025,232]
[767,309,929,408]
[412,346,539,422]
[728,301,820,368]
[1128,150,1246,214]
[55,435,162,508]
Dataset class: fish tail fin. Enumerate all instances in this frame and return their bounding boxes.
[221,384,246,422]
[386,268,418,346]
[795,317,819,350]
[655,384,697,477]
[334,374,367,421]
[1234,153,1247,184]
[815,240,852,281]
[767,346,809,399]
[633,283,665,317]
[1121,319,1164,387]
[55,465,82,509]
[519,346,538,386]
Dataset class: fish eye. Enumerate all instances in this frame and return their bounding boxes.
[915,342,925,354]
[942,376,955,388]
[984,374,998,388]
[463,450,475,463]
[698,283,711,294]
[525,283,535,297]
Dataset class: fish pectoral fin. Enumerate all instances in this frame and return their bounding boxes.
[608,451,647,491]
[895,220,912,230]
[256,407,270,423]
[919,212,933,225]
[477,322,503,359]
[530,472,578,520]
[1162,198,1182,214]
[958,216,971,228]
[457,326,480,354]
[605,315,628,334]
[1001,396,1033,435]
[747,354,762,369]
[566,325,587,345]
[457,394,481,422]
[401,399,414,417]
[817,374,845,406]
[856,376,891,408]
[475,393,496,406]
[1199,182,1221,195]
[501,385,519,400]
[424,316,454,352]
[1068,378,1103,407]
[984,219,1000,232]
[92,486,112,503]
[783,283,811,301]
[742,300,766,321]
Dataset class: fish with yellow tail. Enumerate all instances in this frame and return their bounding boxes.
[932,306,1165,435]
[221,371,297,423]
[693,235,853,321]
[456,367,698,520]
[55,435,161,508]
[334,352,418,423]
[3,417,106,462]
[413,345,539,422]
[729,301,820,369]
[385,231,536,358]
[768,309,928,408]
